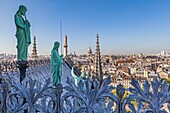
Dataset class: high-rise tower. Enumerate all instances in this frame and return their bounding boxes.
[64,35,68,57]
[31,36,38,60]
[94,34,103,82]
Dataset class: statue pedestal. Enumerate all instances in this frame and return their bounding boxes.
[17,61,28,82]
[54,83,63,113]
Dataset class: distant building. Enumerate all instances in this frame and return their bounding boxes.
[148,71,159,81]
[122,66,130,75]
[157,64,170,79]
[115,59,135,66]
[111,74,131,88]
[136,69,148,78]
[31,36,38,60]
[64,35,68,57]
[122,75,131,88]
[161,51,168,56]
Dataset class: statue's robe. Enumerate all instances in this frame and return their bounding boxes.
[51,47,63,85]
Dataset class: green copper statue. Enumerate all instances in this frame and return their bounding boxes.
[14,5,31,61]
[51,41,63,85]
[71,65,86,89]
[71,66,86,106]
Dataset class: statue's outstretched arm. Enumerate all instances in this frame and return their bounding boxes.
[71,65,78,78]
[14,15,25,29]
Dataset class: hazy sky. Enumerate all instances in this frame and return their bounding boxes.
[0,0,170,55]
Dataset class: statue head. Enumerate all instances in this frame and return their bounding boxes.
[53,41,60,50]
[18,5,27,15]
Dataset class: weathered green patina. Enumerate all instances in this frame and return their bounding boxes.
[71,65,86,106]
[71,65,86,89]
[51,41,63,85]
[14,5,31,61]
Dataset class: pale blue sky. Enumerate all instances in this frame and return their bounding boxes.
[0,0,170,55]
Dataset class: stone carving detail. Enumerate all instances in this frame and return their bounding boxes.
[1,67,170,112]
[62,76,116,113]
[123,78,170,113]
[6,78,53,112]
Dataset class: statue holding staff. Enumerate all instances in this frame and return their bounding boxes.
[14,5,31,61]
[51,41,63,85]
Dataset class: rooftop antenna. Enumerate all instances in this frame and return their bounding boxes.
[60,19,62,55]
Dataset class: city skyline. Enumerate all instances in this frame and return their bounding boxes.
[0,0,170,55]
